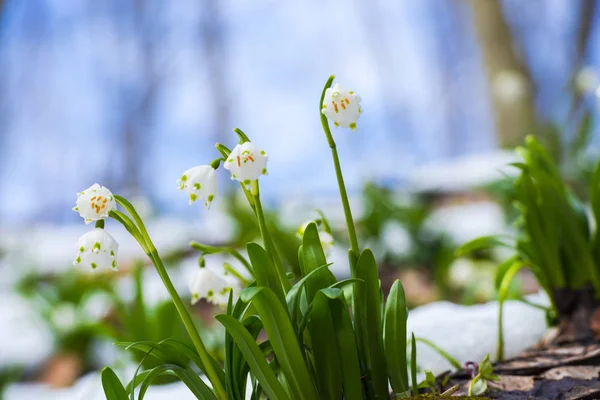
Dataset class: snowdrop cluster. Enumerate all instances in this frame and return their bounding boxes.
[179,142,269,208]
[73,184,119,271]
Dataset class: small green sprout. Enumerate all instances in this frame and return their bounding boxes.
[467,354,499,396]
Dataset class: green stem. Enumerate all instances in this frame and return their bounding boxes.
[468,374,481,397]
[113,197,227,400]
[319,75,360,260]
[190,241,254,277]
[251,180,290,291]
[146,250,226,399]
[223,262,250,286]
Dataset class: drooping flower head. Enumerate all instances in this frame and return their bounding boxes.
[321,83,362,130]
[296,220,335,257]
[73,184,116,224]
[177,165,217,208]
[189,267,239,306]
[223,142,268,187]
[74,228,119,270]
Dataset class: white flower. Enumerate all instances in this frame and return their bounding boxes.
[321,83,362,130]
[73,184,116,224]
[177,165,217,208]
[296,220,335,257]
[189,267,239,306]
[74,228,119,270]
[223,142,268,186]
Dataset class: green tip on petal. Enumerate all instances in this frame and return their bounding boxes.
[349,122,357,130]
[91,262,97,269]
[181,175,187,182]
[189,193,198,203]
[207,194,214,202]
[193,183,201,190]
[207,290,214,297]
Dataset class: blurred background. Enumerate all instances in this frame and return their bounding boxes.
[0,0,600,398]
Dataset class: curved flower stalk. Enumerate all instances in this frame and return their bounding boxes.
[73,186,227,400]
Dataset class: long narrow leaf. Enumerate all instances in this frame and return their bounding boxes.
[101,367,129,400]
[384,280,409,396]
[355,249,388,398]
[241,287,318,400]
[311,290,343,399]
[216,314,289,400]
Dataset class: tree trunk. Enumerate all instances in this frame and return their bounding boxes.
[469,0,538,148]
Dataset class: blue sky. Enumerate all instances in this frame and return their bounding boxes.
[0,0,596,225]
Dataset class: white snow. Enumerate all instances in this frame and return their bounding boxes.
[409,150,520,193]
[408,291,550,375]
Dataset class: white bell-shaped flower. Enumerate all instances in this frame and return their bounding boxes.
[297,220,335,257]
[177,165,217,208]
[189,267,239,306]
[74,228,119,270]
[223,142,268,187]
[321,83,362,130]
[73,184,117,224]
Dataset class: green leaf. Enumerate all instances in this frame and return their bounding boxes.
[412,338,461,370]
[286,264,330,320]
[240,287,317,400]
[494,255,521,290]
[455,235,512,257]
[355,249,388,398]
[384,280,409,395]
[137,364,217,400]
[101,367,128,400]
[302,223,336,302]
[216,314,290,400]
[247,243,286,305]
[496,261,526,361]
[324,289,363,400]
[410,333,418,397]
[311,290,343,399]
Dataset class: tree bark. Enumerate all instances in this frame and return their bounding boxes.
[469,0,539,148]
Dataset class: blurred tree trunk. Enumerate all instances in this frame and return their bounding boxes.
[469,0,538,148]
[569,0,597,119]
